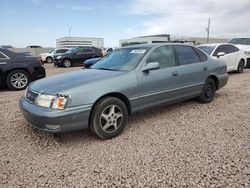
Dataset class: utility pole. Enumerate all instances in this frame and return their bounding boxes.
[69,26,72,38]
[206,18,210,43]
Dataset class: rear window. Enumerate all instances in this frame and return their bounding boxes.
[197,46,215,55]
[194,48,208,62]
[174,45,200,65]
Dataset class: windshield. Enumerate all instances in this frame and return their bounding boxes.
[229,38,250,45]
[91,48,149,71]
[197,46,215,55]
[48,49,55,53]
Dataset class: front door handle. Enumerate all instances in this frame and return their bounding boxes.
[172,71,178,76]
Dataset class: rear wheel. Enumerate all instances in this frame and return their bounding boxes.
[45,56,53,63]
[236,60,244,73]
[6,70,30,90]
[90,97,128,139]
[198,78,216,103]
[62,59,72,68]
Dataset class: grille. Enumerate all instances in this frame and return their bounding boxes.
[26,89,39,103]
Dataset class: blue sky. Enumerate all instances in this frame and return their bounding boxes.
[1,0,250,47]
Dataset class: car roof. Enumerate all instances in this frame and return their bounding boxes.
[122,43,194,49]
[0,48,31,58]
[197,43,236,47]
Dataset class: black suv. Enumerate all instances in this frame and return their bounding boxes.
[53,47,103,68]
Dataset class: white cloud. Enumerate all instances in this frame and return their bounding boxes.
[56,4,94,11]
[72,6,94,11]
[127,0,250,38]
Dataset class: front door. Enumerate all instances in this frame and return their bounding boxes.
[136,45,180,110]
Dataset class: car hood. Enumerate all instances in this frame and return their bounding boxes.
[40,53,51,56]
[30,68,126,94]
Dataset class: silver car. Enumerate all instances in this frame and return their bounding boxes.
[19,44,228,139]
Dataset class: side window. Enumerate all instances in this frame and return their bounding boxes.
[213,45,227,56]
[174,45,200,65]
[226,45,239,53]
[61,49,68,53]
[83,48,94,53]
[146,46,175,68]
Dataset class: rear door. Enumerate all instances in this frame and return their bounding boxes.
[172,45,209,96]
[0,52,10,85]
[74,48,95,62]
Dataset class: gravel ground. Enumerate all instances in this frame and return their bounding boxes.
[0,64,249,187]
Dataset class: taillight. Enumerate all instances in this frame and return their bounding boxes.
[37,57,44,65]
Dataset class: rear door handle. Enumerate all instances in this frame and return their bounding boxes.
[172,71,178,76]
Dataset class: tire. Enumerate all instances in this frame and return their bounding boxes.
[6,69,30,90]
[45,56,53,63]
[62,59,72,68]
[236,60,245,73]
[90,97,128,139]
[198,78,216,103]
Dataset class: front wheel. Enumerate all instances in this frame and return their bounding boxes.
[198,78,216,103]
[90,97,128,139]
[236,60,244,73]
[62,59,72,68]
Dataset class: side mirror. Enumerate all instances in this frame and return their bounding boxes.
[217,52,225,58]
[142,62,160,72]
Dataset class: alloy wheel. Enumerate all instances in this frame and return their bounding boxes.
[10,73,28,89]
[99,105,123,134]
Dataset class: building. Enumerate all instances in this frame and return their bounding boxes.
[119,34,229,47]
[171,36,229,45]
[119,34,170,47]
[56,37,104,48]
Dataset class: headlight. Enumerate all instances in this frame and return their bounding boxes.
[244,51,250,56]
[56,56,62,59]
[35,94,69,109]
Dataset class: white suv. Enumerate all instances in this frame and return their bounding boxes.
[40,48,69,63]
[229,38,250,67]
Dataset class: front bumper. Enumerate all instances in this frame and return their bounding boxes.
[19,96,91,133]
[53,59,62,66]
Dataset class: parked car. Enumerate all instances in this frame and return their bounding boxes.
[53,47,103,68]
[26,45,42,48]
[19,44,228,139]
[102,47,114,55]
[82,57,101,68]
[0,48,45,90]
[40,48,69,63]
[229,38,250,67]
[197,43,246,73]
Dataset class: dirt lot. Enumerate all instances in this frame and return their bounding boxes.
[0,64,249,187]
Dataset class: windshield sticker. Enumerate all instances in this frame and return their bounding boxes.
[130,49,146,54]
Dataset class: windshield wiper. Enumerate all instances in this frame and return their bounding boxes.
[94,67,118,71]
